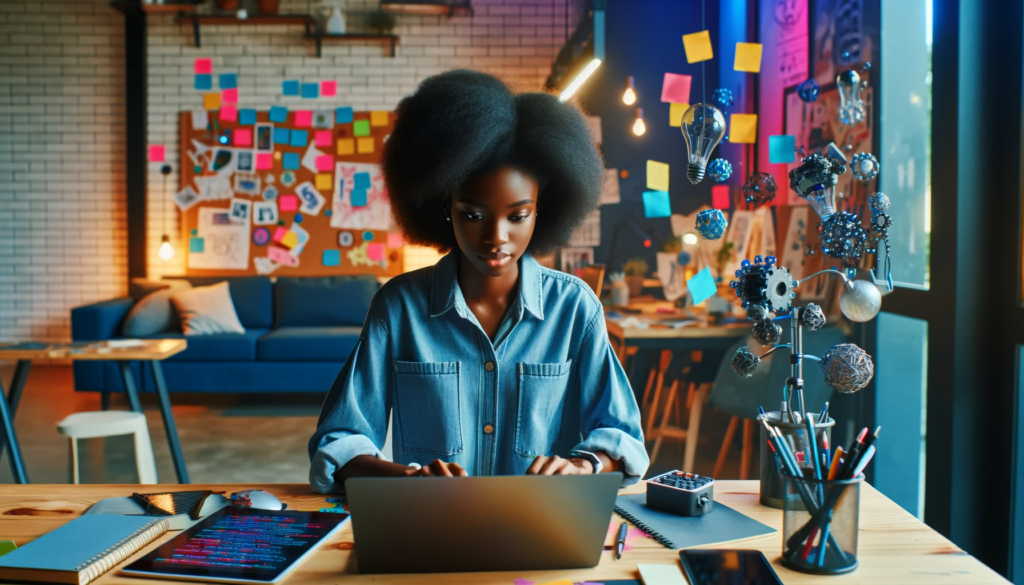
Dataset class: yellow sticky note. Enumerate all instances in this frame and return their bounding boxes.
[281,231,299,249]
[682,30,713,64]
[734,42,763,73]
[370,110,390,126]
[357,137,375,154]
[729,113,758,143]
[203,92,221,111]
[647,160,670,191]
[337,138,355,156]
[316,173,333,191]
[669,102,689,127]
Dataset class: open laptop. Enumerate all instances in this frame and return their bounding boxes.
[345,473,622,574]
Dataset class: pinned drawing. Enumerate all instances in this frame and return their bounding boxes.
[330,162,391,230]
[188,207,250,270]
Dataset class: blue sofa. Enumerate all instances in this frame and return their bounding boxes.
[71,275,378,395]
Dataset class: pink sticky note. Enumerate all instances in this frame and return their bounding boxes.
[367,243,385,261]
[272,227,289,243]
[321,80,337,97]
[315,130,333,147]
[387,233,403,249]
[712,185,731,209]
[221,88,238,104]
[279,195,299,212]
[268,246,299,267]
[294,110,313,128]
[661,73,693,104]
[194,58,213,74]
[219,105,238,121]
[256,153,273,170]
[148,144,165,162]
[234,128,252,146]
[315,155,334,172]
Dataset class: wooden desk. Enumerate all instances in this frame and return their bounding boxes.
[0,340,190,484]
[0,481,1006,584]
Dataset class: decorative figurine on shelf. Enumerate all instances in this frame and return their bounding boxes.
[695,209,728,240]
[797,79,820,103]
[713,87,735,110]
[850,152,880,181]
[742,172,778,205]
[708,158,733,183]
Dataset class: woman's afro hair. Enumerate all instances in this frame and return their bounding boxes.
[382,69,604,254]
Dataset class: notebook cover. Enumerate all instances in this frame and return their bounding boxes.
[615,493,775,550]
[0,514,163,572]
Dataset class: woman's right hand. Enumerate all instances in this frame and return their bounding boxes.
[405,459,469,477]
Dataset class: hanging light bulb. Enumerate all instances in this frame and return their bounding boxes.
[622,76,637,105]
[788,142,848,220]
[632,108,646,136]
[836,68,866,125]
[158,234,175,261]
[682,232,699,245]
[679,104,726,185]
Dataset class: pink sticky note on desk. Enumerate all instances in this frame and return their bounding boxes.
[221,88,238,104]
[256,153,273,170]
[279,195,299,212]
[194,58,212,74]
[321,80,337,97]
[386,233,403,248]
[315,130,332,147]
[367,243,385,261]
[315,155,334,172]
[268,245,298,267]
[148,144,165,162]
[661,73,692,103]
[219,105,238,122]
[294,110,313,128]
[712,185,730,209]
[234,128,252,146]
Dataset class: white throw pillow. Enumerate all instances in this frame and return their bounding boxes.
[170,281,245,336]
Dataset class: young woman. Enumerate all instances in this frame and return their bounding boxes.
[309,70,648,492]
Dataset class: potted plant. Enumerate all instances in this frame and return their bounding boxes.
[367,9,396,34]
[622,257,649,297]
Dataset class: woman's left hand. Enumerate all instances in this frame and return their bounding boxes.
[526,455,593,475]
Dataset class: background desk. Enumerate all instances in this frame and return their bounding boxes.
[0,481,1007,584]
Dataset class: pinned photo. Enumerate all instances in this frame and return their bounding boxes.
[313,110,334,129]
[255,124,274,152]
[253,201,279,225]
[235,150,255,173]
[229,198,252,224]
[174,185,201,211]
[210,148,234,173]
[234,173,261,196]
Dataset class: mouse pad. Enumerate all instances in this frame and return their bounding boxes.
[614,493,775,550]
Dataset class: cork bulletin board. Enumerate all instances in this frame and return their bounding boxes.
[177,108,403,277]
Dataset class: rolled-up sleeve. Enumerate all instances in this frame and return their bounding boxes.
[308,303,391,494]
[572,311,650,485]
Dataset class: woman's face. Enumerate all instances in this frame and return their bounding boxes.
[450,166,539,278]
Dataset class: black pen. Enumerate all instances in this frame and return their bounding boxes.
[615,521,628,559]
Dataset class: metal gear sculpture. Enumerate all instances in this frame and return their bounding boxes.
[729,255,795,317]
[820,343,874,393]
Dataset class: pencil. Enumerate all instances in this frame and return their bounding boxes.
[827,446,844,480]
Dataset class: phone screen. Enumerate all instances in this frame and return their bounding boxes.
[678,549,783,585]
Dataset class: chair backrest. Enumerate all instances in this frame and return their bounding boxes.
[580,264,606,298]
[605,319,628,366]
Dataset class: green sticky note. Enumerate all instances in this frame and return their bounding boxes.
[687,266,717,305]
[0,540,16,557]
[353,119,371,137]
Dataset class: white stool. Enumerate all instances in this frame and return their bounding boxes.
[57,411,158,484]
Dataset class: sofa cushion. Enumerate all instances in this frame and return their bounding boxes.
[172,282,246,336]
[167,276,273,329]
[274,276,378,328]
[257,327,362,361]
[123,281,193,337]
[139,328,268,362]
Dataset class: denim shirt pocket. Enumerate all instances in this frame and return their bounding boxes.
[394,360,464,456]
[514,360,573,457]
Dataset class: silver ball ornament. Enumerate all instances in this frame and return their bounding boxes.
[839,280,882,322]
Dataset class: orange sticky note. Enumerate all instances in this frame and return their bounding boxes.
[203,92,221,111]
[337,138,355,156]
[370,111,390,126]
[669,103,689,127]
[682,30,713,63]
[729,113,758,143]
[734,42,763,73]
[316,173,333,190]
[357,137,375,154]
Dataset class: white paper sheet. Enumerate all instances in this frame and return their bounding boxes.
[188,207,250,270]
[330,162,392,230]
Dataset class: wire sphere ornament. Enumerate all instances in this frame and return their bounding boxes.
[801,303,826,331]
[729,255,794,315]
[798,79,820,103]
[708,158,733,182]
[743,172,778,205]
[752,318,783,347]
[869,192,890,214]
[732,346,760,377]
[695,209,728,240]
[819,211,869,269]
[820,343,874,393]
[713,87,735,109]
[850,152,880,181]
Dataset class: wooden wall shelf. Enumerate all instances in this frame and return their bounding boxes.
[305,33,400,58]
[174,13,316,48]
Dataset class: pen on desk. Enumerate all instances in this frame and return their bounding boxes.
[614,521,628,560]
[819,431,830,472]
[839,428,869,480]
[827,446,844,480]
[818,402,829,426]
[806,414,821,481]
[863,426,881,449]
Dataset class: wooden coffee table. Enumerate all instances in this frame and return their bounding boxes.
[0,339,190,484]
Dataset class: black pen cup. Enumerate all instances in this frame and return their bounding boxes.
[780,471,862,575]
[758,412,834,509]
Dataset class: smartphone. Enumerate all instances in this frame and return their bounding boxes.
[678,549,783,585]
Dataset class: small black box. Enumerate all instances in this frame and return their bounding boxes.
[646,471,715,516]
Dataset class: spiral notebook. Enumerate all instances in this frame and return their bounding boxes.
[614,493,774,550]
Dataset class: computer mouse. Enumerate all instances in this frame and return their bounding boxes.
[230,489,288,511]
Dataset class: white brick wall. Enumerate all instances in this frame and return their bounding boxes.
[0,0,126,344]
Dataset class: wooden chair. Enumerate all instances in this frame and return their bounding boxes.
[579,264,605,298]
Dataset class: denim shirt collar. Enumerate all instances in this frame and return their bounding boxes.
[430,251,545,321]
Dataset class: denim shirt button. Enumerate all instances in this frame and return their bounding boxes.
[484,424,494,434]
[484,361,495,372]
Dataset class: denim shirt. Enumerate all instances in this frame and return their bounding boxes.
[308,251,649,493]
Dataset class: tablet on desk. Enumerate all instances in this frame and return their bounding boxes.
[122,507,349,584]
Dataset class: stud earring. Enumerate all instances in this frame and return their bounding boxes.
[446,216,450,222]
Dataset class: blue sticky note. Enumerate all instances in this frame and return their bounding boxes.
[687,266,717,306]
[642,190,672,218]
[194,74,212,90]
[301,83,319,99]
[290,130,308,147]
[273,127,290,144]
[354,172,371,189]
[283,152,300,170]
[239,108,257,125]
[351,188,368,207]
[269,106,288,123]
[322,249,341,267]
[283,80,300,96]
[219,73,237,89]
[189,237,204,253]
[336,107,354,124]
[769,135,797,163]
